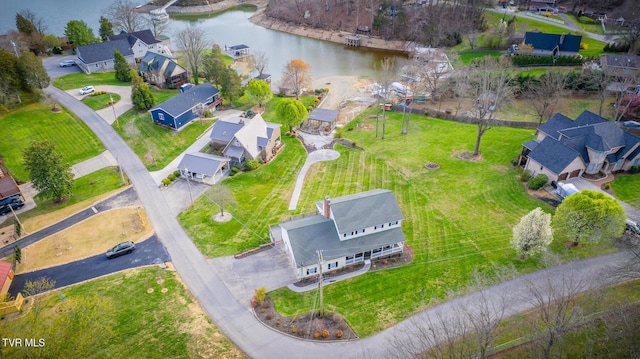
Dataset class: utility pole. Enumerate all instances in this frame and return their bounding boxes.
[317,250,324,318]
[8,203,27,236]
[116,156,126,185]
[110,94,120,130]
[184,167,193,205]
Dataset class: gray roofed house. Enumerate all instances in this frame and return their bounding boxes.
[224,44,250,59]
[272,189,406,280]
[109,30,163,60]
[76,38,135,74]
[521,110,640,182]
[600,53,640,80]
[209,114,282,165]
[178,152,230,185]
[210,121,244,147]
[138,51,188,88]
[520,32,582,57]
[149,83,221,130]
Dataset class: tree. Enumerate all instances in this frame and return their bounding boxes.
[251,50,269,77]
[105,0,145,33]
[17,50,50,90]
[281,58,312,100]
[131,70,155,111]
[246,79,272,108]
[147,16,169,39]
[275,98,308,133]
[114,49,131,82]
[610,0,640,54]
[0,49,21,105]
[467,56,513,156]
[23,141,73,203]
[98,16,114,42]
[64,20,97,47]
[22,276,56,297]
[174,27,208,85]
[15,10,47,54]
[526,71,566,125]
[511,208,553,259]
[202,45,227,87]
[15,13,37,36]
[375,57,396,139]
[553,190,626,246]
[220,68,243,104]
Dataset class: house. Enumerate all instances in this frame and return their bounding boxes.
[519,32,582,57]
[108,30,164,60]
[254,73,272,84]
[302,108,339,134]
[600,53,640,80]
[76,38,135,74]
[0,163,21,206]
[520,111,640,182]
[177,153,230,185]
[149,83,222,130]
[224,44,250,59]
[526,0,556,11]
[138,51,188,88]
[270,189,406,280]
[209,114,282,166]
[0,261,14,298]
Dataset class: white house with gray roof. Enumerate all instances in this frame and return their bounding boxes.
[76,38,135,74]
[177,153,230,185]
[270,189,406,280]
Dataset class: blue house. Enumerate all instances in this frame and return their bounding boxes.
[149,83,221,130]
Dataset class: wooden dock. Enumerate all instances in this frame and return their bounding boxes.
[344,35,361,47]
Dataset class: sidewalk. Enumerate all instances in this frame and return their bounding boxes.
[70,150,118,178]
[287,260,371,293]
[288,149,340,210]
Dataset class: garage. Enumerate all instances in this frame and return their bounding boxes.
[569,169,581,178]
[557,172,568,181]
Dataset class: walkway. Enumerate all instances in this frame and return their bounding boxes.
[70,150,118,178]
[288,149,340,210]
[288,260,371,293]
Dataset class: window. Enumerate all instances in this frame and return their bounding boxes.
[362,228,365,233]
[328,262,338,270]
[306,267,317,275]
[588,163,595,171]
[374,225,377,230]
[346,255,354,261]
[158,113,164,121]
[634,158,640,166]
[381,224,385,228]
[343,233,347,238]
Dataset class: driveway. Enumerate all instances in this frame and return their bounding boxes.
[566,177,640,222]
[41,55,81,79]
[66,85,133,125]
[9,235,170,297]
[160,179,210,216]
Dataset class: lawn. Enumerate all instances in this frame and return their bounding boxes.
[52,72,129,90]
[0,267,245,358]
[81,93,121,111]
[610,174,640,208]
[458,51,502,66]
[0,103,104,181]
[115,110,213,171]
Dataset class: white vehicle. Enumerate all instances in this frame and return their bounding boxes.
[59,60,76,67]
[79,86,95,95]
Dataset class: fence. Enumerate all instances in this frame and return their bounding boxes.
[0,292,24,315]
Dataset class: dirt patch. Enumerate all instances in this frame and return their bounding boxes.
[253,297,358,341]
[453,150,482,162]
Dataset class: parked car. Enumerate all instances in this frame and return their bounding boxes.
[79,86,95,95]
[106,241,136,259]
[0,200,25,215]
[627,219,640,236]
[59,60,76,67]
[623,121,640,128]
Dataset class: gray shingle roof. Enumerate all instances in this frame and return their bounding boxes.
[574,110,609,126]
[225,145,245,160]
[528,136,582,174]
[523,139,540,150]
[602,54,640,69]
[524,32,582,53]
[210,120,244,143]
[150,83,219,118]
[228,44,249,50]
[281,215,405,268]
[109,30,160,46]
[77,38,133,64]
[138,51,185,78]
[308,108,339,123]
[316,189,404,234]
[177,153,229,176]
[538,113,573,140]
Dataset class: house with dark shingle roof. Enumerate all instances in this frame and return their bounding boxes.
[520,111,640,182]
[138,51,188,88]
[270,189,406,280]
[600,53,640,88]
[149,83,221,130]
[109,30,163,60]
[520,32,582,57]
[76,38,135,74]
[209,114,282,166]
[177,152,230,185]
[0,162,21,206]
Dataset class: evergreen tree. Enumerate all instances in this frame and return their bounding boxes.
[17,51,50,90]
[15,13,37,35]
[99,16,114,42]
[131,71,155,111]
[23,141,73,203]
[0,49,21,106]
[113,49,131,82]
[220,69,242,104]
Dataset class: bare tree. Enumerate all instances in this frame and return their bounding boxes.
[147,16,169,39]
[205,184,236,216]
[526,71,566,125]
[375,57,396,140]
[174,27,208,85]
[251,50,269,77]
[105,0,145,33]
[467,56,514,156]
[610,73,640,122]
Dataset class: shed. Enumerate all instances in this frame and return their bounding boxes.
[303,108,339,135]
[178,153,230,185]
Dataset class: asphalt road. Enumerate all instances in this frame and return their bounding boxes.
[0,188,139,259]
[9,235,169,297]
[42,54,81,79]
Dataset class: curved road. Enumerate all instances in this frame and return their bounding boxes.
[45,85,638,358]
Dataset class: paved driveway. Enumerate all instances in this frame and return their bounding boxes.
[41,55,81,79]
[9,235,170,297]
[566,177,640,222]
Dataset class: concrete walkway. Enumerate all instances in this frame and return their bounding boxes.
[288,149,340,210]
[566,177,640,222]
[288,260,371,293]
[149,109,243,186]
[70,150,118,178]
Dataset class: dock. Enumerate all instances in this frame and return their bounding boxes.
[344,35,361,47]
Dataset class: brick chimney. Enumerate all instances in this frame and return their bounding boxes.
[323,196,331,219]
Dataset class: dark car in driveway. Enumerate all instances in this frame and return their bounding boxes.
[106,241,136,259]
[0,200,24,215]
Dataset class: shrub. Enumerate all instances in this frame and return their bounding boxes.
[630,165,640,174]
[519,169,530,182]
[276,319,281,326]
[167,173,176,181]
[321,329,329,338]
[230,167,239,176]
[314,332,320,339]
[291,326,297,334]
[580,43,588,50]
[391,257,398,262]
[161,178,171,186]
[336,330,343,338]
[265,314,272,320]
[173,170,181,178]
[382,259,388,265]
[245,159,260,171]
[90,90,107,97]
[527,173,548,190]
[254,287,267,305]
[510,158,518,167]
[334,127,345,139]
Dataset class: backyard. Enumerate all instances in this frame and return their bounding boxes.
[179,108,620,336]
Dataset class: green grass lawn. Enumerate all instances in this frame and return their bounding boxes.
[458,51,502,66]
[0,103,104,181]
[52,72,129,90]
[0,267,245,358]
[610,174,640,208]
[115,110,213,171]
[81,93,121,111]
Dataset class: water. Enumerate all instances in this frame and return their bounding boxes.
[0,1,405,79]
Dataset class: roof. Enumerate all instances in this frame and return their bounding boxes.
[228,44,249,50]
[226,145,245,160]
[538,113,574,140]
[77,38,134,64]
[559,121,626,152]
[602,53,640,69]
[0,166,20,200]
[308,108,339,123]
[150,83,220,118]
[210,119,244,143]
[109,29,161,46]
[528,136,582,174]
[281,215,405,268]
[573,110,609,127]
[231,114,269,159]
[255,73,271,80]
[138,51,186,78]
[0,261,12,292]
[523,32,582,53]
[177,153,229,176]
[523,139,540,150]
[316,189,404,234]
